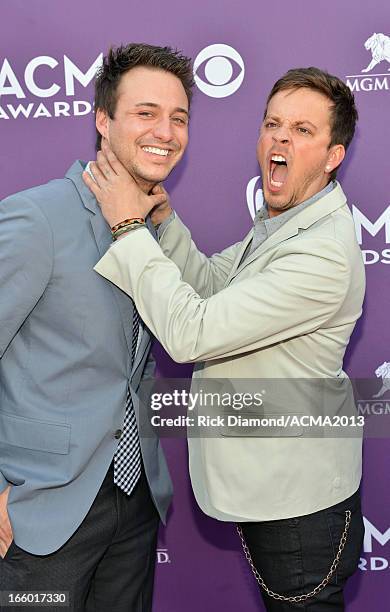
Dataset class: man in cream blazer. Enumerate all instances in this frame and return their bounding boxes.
[88,68,365,611]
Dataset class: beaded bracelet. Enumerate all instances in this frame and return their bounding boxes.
[112,221,146,241]
[111,217,145,233]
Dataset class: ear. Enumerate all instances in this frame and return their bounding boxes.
[96,109,109,140]
[325,144,345,175]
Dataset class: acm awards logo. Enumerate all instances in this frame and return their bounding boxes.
[0,44,245,119]
[246,177,390,266]
[193,44,245,98]
[359,518,390,572]
[357,361,388,573]
[0,54,102,120]
[352,205,390,265]
[346,32,390,93]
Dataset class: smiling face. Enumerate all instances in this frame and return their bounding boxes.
[257,87,345,217]
[96,66,189,192]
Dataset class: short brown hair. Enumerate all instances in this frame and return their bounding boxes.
[264,67,358,180]
[94,43,194,150]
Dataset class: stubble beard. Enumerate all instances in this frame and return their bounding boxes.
[108,138,172,193]
[129,158,178,194]
[125,161,167,194]
[265,163,326,213]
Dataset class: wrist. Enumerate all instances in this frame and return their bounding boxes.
[108,207,145,229]
[111,217,145,233]
[112,220,146,241]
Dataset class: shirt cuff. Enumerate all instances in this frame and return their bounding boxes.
[156,210,176,241]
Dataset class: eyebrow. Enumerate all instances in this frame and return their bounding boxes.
[265,115,317,130]
[294,120,317,130]
[135,102,189,117]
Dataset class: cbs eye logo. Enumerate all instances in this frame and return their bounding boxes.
[193,44,245,98]
[246,176,264,220]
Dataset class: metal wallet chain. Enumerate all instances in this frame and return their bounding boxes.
[236,510,351,604]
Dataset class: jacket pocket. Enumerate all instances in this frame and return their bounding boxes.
[0,411,70,455]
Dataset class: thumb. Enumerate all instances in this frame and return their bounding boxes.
[149,192,167,208]
[151,183,165,195]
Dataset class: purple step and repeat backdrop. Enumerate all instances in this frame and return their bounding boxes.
[1,1,389,610]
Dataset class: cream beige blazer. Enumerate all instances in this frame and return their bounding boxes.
[95,182,365,521]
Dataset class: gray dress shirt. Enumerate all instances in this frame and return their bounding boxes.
[158,182,336,262]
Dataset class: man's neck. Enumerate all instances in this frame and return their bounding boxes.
[266,181,334,218]
[132,175,156,195]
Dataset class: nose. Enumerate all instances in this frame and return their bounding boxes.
[152,116,173,142]
[272,125,290,144]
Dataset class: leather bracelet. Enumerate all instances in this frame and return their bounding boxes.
[112,222,146,241]
[111,217,145,233]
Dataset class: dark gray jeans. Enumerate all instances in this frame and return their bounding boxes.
[239,489,364,611]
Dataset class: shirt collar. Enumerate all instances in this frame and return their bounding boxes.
[254,181,336,232]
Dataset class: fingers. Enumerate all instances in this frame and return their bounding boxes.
[101,138,128,177]
[150,183,171,213]
[151,184,170,202]
[90,158,107,186]
[150,192,168,208]
[151,183,165,195]
[0,486,13,559]
[95,150,115,181]
[82,170,100,198]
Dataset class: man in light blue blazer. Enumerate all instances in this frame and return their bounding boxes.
[0,43,193,611]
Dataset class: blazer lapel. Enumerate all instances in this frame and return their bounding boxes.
[65,161,135,358]
[131,328,151,375]
[65,161,112,256]
[224,229,254,286]
[228,182,348,282]
[232,221,300,278]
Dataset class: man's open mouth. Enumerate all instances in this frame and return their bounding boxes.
[269,154,288,188]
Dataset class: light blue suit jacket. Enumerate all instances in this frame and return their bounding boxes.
[0,161,172,555]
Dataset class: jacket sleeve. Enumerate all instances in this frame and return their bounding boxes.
[158,214,245,297]
[0,194,53,358]
[94,227,351,364]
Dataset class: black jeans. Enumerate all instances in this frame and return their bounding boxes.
[239,490,364,611]
[0,464,159,612]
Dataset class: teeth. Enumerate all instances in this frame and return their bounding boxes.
[271,154,287,163]
[270,178,283,187]
[142,146,169,156]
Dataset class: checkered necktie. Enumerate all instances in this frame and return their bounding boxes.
[113,306,142,495]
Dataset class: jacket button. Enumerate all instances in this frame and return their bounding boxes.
[114,429,122,439]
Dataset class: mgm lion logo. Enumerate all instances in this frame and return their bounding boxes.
[362,33,390,73]
[373,362,390,398]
